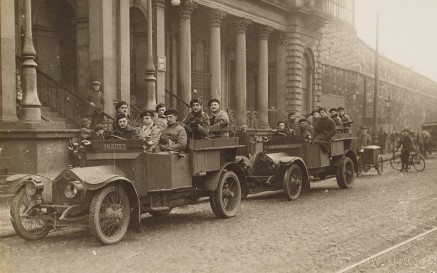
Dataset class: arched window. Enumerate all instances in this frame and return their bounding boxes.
[301,53,313,114]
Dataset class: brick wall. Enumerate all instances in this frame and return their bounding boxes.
[319,19,437,133]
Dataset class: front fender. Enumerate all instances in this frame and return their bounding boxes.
[204,162,246,192]
[6,174,53,202]
[279,157,310,187]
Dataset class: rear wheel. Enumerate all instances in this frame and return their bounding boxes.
[10,188,50,241]
[210,171,241,218]
[336,157,355,189]
[283,164,303,201]
[376,155,383,175]
[411,153,426,172]
[390,154,402,171]
[89,185,130,245]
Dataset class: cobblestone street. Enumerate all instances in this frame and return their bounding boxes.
[0,155,436,273]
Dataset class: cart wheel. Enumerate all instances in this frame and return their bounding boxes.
[390,155,402,171]
[89,185,131,245]
[149,208,172,217]
[10,187,50,241]
[210,171,241,218]
[283,164,302,201]
[336,157,355,189]
[412,153,426,172]
[376,155,383,175]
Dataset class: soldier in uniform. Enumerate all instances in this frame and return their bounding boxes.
[182,98,209,139]
[112,101,133,130]
[338,107,352,126]
[329,108,342,126]
[313,107,336,153]
[158,108,187,153]
[155,103,167,130]
[112,113,139,139]
[296,118,314,141]
[139,110,161,152]
[273,121,292,137]
[357,126,372,148]
[208,98,229,137]
[285,112,298,135]
[85,80,104,126]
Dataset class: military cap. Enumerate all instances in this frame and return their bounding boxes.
[298,118,308,123]
[208,98,221,107]
[329,108,338,113]
[189,98,202,106]
[115,101,128,111]
[80,118,91,127]
[140,110,154,119]
[338,106,345,111]
[288,111,296,117]
[91,80,101,85]
[164,108,178,116]
[402,128,410,133]
[115,113,127,122]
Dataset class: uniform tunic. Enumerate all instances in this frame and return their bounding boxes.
[155,115,168,130]
[182,111,210,139]
[159,123,187,152]
[139,123,161,152]
[112,126,139,140]
[313,117,336,143]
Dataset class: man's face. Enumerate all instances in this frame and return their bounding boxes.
[278,123,285,130]
[313,112,320,119]
[288,115,295,121]
[81,132,90,139]
[320,110,327,118]
[330,110,337,117]
[339,109,345,116]
[191,103,202,113]
[142,115,153,126]
[210,102,220,113]
[92,84,101,91]
[157,107,166,116]
[299,121,307,128]
[166,114,177,125]
[118,104,128,114]
[362,129,368,134]
[118,118,128,129]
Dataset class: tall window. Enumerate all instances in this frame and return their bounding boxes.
[322,0,354,25]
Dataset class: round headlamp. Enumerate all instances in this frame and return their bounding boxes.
[25,179,44,196]
[64,181,83,199]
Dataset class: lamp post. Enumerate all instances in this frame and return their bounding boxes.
[144,0,181,111]
[372,11,380,143]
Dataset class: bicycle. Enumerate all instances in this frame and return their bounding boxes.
[389,149,426,172]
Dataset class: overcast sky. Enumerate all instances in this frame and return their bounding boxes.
[354,0,437,83]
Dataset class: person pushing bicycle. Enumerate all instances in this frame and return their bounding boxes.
[397,128,413,172]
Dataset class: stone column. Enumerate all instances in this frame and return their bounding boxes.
[153,0,166,104]
[118,0,130,104]
[89,0,117,117]
[20,0,41,122]
[144,0,156,111]
[276,33,287,118]
[234,18,251,127]
[285,31,304,113]
[257,25,273,129]
[177,0,195,104]
[0,0,18,122]
[71,16,89,96]
[208,10,225,101]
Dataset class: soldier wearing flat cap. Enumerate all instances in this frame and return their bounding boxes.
[182,98,209,139]
[285,112,298,135]
[112,113,139,140]
[158,108,187,152]
[112,101,133,130]
[208,98,229,129]
[139,110,161,152]
[155,103,167,130]
[85,80,104,126]
[357,125,372,149]
[92,124,106,140]
[296,118,314,141]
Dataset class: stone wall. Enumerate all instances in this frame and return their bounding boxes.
[319,19,437,134]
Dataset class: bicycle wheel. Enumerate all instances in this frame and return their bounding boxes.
[390,154,402,171]
[411,153,426,172]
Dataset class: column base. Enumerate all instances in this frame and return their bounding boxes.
[20,107,41,122]
[257,124,271,130]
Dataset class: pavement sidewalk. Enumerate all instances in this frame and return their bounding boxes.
[0,203,15,238]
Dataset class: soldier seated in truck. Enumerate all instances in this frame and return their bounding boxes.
[157,108,187,153]
[313,107,336,153]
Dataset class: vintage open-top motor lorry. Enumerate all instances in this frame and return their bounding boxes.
[7,136,245,245]
[238,128,358,200]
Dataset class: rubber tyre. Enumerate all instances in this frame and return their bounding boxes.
[376,155,383,175]
[336,157,355,189]
[283,164,303,201]
[390,155,402,171]
[210,171,241,218]
[89,185,131,245]
[149,208,172,217]
[10,188,50,241]
[412,153,426,172]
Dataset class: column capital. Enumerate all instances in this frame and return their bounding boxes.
[178,0,196,19]
[208,10,226,27]
[235,18,251,34]
[258,25,273,40]
[152,0,166,9]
